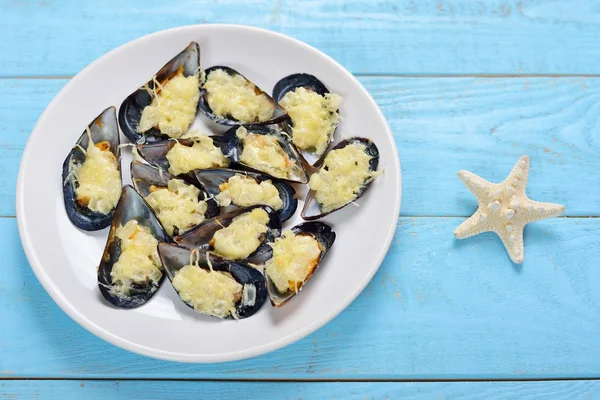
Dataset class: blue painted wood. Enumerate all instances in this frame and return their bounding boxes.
[1,217,599,379]
[1,77,598,217]
[2,0,600,76]
[1,380,600,399]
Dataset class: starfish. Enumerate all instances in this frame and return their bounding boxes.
[454,155,565,264]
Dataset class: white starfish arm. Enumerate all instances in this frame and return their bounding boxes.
[458,170,493,204]
[454,211,490,239]
[521,199,566,223]
[504,155,530,196]
[496,223,525,264]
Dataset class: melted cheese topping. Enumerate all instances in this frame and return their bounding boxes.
[166,136,230,175]
[236,127,299,180]
[210,208,270,260]
[203,69,274,123]
[265,231,322,293]
[308,143,375,213]
[172,263,242,319]
[110,220,162,295]
[216,175,283,210]
[74,140,121,214]
[145,179,208,236]
[279,87,341,155]
[137,73,200,138]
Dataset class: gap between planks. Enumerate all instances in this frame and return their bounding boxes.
[4,73,600,80]
[2,377,600,383]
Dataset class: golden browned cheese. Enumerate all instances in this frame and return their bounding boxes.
[308,143,375,212]
[265,231,322,293]
[279,87,341,155]
[137,73,200,138]
[74,140,121,214]
[110,220,162,295]
[203,69,274,123]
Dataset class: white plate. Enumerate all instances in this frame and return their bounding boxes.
[16,25,401,363]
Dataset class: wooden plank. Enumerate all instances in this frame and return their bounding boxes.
[2,216,599,379]
[1,77,599,217]
[1,380,600,399]
[2,0,600,76]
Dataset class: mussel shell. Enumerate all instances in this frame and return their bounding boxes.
[193,168,297,222]
[97,185,171,308]
[118,42,200,144]
[301,137,379,221]
[221,124,309,184]
[158,243,267,319]
[62,106,122,231]
[272,73,338,166]
[130,161,220,235]
[136,136,228,179]
[174,205,281,265]
[198,66,287,126]
[265,222,336,307]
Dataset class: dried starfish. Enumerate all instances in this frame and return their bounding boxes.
[454,155,565,263]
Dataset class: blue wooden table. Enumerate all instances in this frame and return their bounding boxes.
[2,1,600,398]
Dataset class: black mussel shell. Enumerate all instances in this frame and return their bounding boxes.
[130,161,220,235]
[97,185,171,308]
[301,137,379,221]
[198,66,287,126]
[62,106,122,231]
[193,168,297,222]
[119,42,200,144]
[174,205,281,265]
[272,73,339,166]
[158,243,267,319]
[264,222,336,307]
[136,135,228,179]
[272,73,329,101]
[221,124,309,184]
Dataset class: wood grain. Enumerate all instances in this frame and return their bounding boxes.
[2,216,599,379]
[1,380,600,399]
[1,77,598,217]
[2,0,600,76]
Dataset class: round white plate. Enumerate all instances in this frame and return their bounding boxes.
[16,25,401,363]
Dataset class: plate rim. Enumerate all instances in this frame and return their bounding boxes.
[16,23,402,363]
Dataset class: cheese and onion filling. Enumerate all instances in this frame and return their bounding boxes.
[279,87,341,155]
[171,252,242,319]
[308,143,377,213]
[145,179,208,236]
[236,127,299,180]
[72,137,121,214]
[265,231,322,293]
[215,175,283,210]
[203,69,274,123]
[137,72,200,138]
[210,208,270,260]
[166,136,230,175]
[110,220,162,295]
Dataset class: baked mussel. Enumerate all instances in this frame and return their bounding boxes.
[193,168,297,222]
[198,66,287,126]
[97,185,170,308]
[62,106,122,231]
[158,243,267,319]
[221,125,309,184]
[119,42,201,143]
[302,137,380,220]
[263,222,335,307]
[130,161,220,236]
[272,73,341,166]
[174,205,281,264]
[136,135,230,179]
